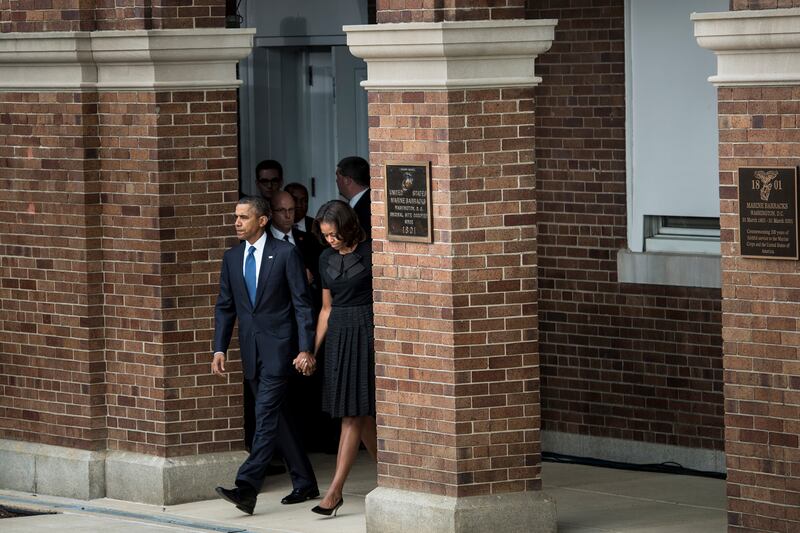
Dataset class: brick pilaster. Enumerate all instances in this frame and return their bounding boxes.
[0,4,252,503]
[0,91,105,451]
[694,7,800,533]
[348,6,556,532]
[98,89,241,457]
[370,87,541,497]
[718,85,800,533]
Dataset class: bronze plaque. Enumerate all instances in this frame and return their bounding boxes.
[384,162,432,243]
[738,167,799,259]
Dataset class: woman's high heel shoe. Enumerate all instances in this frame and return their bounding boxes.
[311,497,343,517]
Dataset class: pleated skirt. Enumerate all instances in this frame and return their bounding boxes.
[321,304,375,418]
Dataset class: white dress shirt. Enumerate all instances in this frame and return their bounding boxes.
[270,225,296,246]
[243,231,268,284]
[349,188,368,208]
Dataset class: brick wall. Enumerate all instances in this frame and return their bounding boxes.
[376,0,525,23]
[0,92,105,451]
[370,87,541,496]
[718,86,800,532]
[527,0,725,453]
[0,0,226,33]
[0,88,242,457]
[99,90,240,456]
[730,0,800,9]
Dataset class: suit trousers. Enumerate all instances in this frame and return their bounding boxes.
[235,353,317,492]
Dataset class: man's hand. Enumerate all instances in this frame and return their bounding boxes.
[293,351,316,376]
[211,352,226,375]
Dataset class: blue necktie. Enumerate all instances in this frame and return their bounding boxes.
[245,245,256,306]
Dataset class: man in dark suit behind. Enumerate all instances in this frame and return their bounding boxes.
[335,156,371,239]
[211,196,319,514]
[284,182,315,235]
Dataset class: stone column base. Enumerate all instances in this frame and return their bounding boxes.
[105,450,248,505]
[0,439,106,500]
[0,439,247,505]
[366,487,557,533]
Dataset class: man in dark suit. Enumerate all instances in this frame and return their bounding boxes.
[212,196,319,515]
[268,191,322,298]
[284,182,315,235]
[267,190,330,451]
[335,156,371,238]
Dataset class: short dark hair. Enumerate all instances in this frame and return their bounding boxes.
[336,156,370,188]
[238,195,270,218]
[313,200,365,248]
[255,159,283,179]
[284,182,308,197]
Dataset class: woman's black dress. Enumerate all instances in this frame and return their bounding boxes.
[319,240,375,418]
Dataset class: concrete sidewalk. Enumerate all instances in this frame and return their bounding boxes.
[0,452,726,533]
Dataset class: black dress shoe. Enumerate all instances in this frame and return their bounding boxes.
[215,486,257,515]
[281,486,320,504]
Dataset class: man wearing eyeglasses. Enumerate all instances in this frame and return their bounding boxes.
[255,159,284,200]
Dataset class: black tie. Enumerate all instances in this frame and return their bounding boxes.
[283,234,290,243]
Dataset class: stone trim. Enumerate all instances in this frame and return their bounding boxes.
[543,431,726,474]
[617,249,722,288]
[0,28,255,91]
[0,439,106,500]
[0,439,246,505]
[692,8,800,86]
[105,450,247,505]
[366,487,556,533]
[344,20,557,90]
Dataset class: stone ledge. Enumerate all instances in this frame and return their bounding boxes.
[366,486,556,533]
[0,439,247,505]
[543,430,726,474]
[692,8,800,86]
[0,28,255,91]
[105,449,248,505]
[344,20,557,90]
[617,249,721,288]
[0,439,105,500]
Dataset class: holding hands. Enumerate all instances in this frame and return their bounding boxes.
[293,351,316,376]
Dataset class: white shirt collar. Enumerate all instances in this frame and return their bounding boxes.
[293,218,307,233]
[349,188,369,208]
[269,224,295,245]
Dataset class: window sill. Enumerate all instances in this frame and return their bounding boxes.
[617,249,721,289]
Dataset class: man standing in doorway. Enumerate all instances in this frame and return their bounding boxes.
[255,159,284,201]
[335,156,371,239]
[211,196,319,514]
[284,182,315,234]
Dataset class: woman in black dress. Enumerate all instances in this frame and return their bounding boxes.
[310,200,376,516]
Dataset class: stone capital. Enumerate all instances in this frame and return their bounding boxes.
[0,28,255,91]
[692,8,800,86]
[344,19,557,90]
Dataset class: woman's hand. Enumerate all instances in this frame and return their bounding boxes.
[293,351,316,376]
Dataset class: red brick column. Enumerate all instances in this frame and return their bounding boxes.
[0,4,253,504]
[346,14,557,533]
[695,8,800,533]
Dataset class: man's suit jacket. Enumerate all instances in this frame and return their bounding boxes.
[295,216,315,235]
[353,189,371,239]
[267,225,324,315]
[213,237,314,380]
